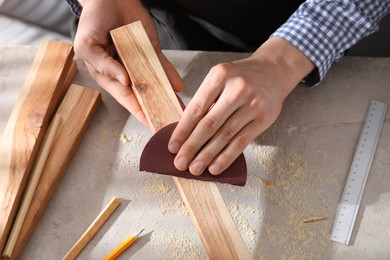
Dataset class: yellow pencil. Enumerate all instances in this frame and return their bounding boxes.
[104,229,144,260]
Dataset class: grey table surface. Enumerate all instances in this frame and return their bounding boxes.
[1,45,389,259]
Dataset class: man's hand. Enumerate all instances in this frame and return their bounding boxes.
[74,0,184,125]
[168,37,315,176]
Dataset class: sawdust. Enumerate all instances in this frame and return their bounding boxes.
[144,220,207,260]
[228,200,261,247]
[113,130,132,144]
[114,131,143,146]
[117,151,138,168]
[141,175,190,217]
[142,175,175,195]
[99,129,143,147]
[165,234,207,260]
[245,141,333,259]
[111,122,334,258]
[109,131,144,169]
[98,130,110,147]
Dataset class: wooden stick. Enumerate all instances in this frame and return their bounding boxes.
[111,21,251,259]
[2,115,62,258]
[0,40,74,254]
[63,198,121,260]
[9,84,101,259]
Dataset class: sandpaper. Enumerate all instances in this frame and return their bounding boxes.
[140,122,247,186]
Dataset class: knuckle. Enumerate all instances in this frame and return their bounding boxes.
[209,63,232,82]
[218,152,235,166]
[95,56,111,75]
[186,102,204,119]
[251,93,266,110]
[226,77,251,104]
[73,36,92,59]
[172,128,189,142]
[182,143,198,156]
[200,116,219,134]
[198,149,217,162]
[235,134,250,150]
[219,126,236,142]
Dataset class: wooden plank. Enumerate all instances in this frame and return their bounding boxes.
[111,21,251,259]
[9,84,101,259]
[0,40,74,255]
[3,115,62,258]
[63,197,121,260]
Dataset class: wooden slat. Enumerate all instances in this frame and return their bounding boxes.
[3,115,63,258]
[111,22,182,132]
[0,40,74,255]
[63,197,121,260]
[111,21,251,259]
[9,84,101,259]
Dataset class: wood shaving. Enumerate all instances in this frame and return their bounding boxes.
[302,216,328,223]
[255,175,272,188]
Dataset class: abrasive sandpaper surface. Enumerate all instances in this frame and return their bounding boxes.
[140,122,247,186]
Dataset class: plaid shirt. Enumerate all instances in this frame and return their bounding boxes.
[65,0,390,83]
[273,0,390,84]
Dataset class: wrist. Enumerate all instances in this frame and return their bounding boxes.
[252,37,315,98]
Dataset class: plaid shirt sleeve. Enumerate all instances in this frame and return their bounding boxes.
[272,0,390,85]
[65,0,82,17]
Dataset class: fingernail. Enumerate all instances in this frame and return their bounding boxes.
[209,164,221,175]
[190,161,204,176]
[168,141,180,153]
[175,156,188,171]
[116,74,126,85]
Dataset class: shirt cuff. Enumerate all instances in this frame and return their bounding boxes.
[272,17,335,86]
[272,0,383,86]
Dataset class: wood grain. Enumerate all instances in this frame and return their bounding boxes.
[9,84,101,259]
[3,115,62,258]
[0,40,74,255]
[111,21,182,133]
[63,197,121,260]
[111,21,251,259]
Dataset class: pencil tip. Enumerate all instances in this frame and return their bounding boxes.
[137,229,145,237]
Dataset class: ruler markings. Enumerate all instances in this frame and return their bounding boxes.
[330,100,388,245]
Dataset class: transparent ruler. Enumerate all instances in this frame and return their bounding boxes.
[330,100,388,245]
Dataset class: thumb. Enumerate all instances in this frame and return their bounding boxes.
[74,38,130,86]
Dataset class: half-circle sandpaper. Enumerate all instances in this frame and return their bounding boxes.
[140,122,247,186]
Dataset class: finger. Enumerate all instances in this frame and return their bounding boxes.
[208,120,265,175]
[86,63,148,126]
[188,106,255,175]
[168,65,229,154]
[74,39,130,86]
[174,88,244,172]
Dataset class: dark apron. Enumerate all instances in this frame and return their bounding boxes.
[142,0,304,52]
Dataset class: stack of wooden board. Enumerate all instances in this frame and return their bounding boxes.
[0,40,101,259]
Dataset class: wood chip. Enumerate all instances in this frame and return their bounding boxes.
[255,175,272,188]
[302,216,328,223]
